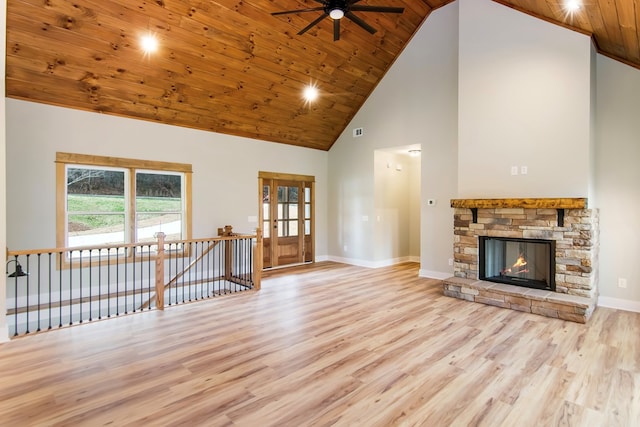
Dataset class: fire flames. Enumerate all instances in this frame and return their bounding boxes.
[501,254,529,276]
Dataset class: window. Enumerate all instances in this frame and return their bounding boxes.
[56,153,192,253]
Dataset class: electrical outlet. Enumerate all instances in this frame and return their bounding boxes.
[448,258,453,266]
[520,166,528,175]
[511,166,518,176]
[618,278,628,288]
[344,245,348,252]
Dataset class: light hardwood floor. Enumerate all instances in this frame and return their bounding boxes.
[0,261,638,426]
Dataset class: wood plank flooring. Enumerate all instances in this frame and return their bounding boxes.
[0,261,638,426]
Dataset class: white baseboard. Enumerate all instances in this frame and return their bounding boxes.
[420,269,452,280]
[326,256,415,269]
[597,296,640,313]
[0,325,9,343]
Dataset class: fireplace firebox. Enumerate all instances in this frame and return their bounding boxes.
[479,236,555,291]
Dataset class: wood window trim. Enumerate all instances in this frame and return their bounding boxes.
[258,171,315,182]
[56,152,193,173]
[56,152,193,267]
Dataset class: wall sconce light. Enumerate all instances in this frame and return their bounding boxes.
[6,259,28,277]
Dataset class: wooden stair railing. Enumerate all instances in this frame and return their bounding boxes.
[143,226,261,310]
[141,234,221,310]
[5,227,262,336]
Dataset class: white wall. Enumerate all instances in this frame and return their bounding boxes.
[457,0,593,198]
[5,99,328,257]
[327,2,458,273]
[595,55,640,310]
[1,0,8,342]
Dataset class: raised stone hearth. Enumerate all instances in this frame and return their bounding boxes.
[443,277,594,323]
[444,198,599,323]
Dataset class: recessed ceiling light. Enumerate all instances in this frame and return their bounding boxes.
[565,0,581,12]
[141,35,158,53]
[303,85,319,102]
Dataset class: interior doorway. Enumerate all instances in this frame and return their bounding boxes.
[259,172,315,269]
[373,145,421,263]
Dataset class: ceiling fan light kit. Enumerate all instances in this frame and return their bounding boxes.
[329,9,345,20]
[272,0,405,41]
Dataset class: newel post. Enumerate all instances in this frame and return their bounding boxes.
[218,225,233,281]
[155,232,165,310]
[253,228,262,290]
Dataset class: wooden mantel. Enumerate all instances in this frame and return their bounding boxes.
[450,198,587,209]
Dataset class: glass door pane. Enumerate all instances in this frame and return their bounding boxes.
[263,184,271,238]
[304,186,311,235]
[277,185,299,237]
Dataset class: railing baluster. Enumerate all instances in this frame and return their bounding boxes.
[124,247,128,314]
[68,250,74,326]
[147,244,152,310]
[36,254,41,332]
[24,255,30,333]
[182,245,186,303]
[13,256,18,336]
[48,253,53,330]
[209,240,212,296]
[173,243,177,305]
[98,249,102,320]
[133,247,137,312]
[188,242,192,302]
[79,250,83,324]
[116,249,120,316]
[197,242,202,300]
[58,252,63,328]
[219,241,224,295]
[89,249,93,322]
[107,248,111,318]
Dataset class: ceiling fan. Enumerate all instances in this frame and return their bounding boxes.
[272,0,405,41]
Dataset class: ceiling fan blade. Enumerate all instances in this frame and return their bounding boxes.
[334,18,340,41]
[272,7,324,16]
[349,6,405,14]
[344,11,377,34]
[298,13,329,35]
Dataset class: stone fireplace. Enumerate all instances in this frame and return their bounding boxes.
[443,198,599,323]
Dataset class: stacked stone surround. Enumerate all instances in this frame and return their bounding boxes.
[443,201,599,323]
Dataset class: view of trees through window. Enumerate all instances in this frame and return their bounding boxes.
[67,167,183,247]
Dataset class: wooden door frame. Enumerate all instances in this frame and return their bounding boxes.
[258,171,315,269]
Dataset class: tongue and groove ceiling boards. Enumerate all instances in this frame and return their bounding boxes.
[5,1,640,151]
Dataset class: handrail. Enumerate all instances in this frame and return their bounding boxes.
[6,233,257,256]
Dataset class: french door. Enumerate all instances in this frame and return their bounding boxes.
[259,172,314,269]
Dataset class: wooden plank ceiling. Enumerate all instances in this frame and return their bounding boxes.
[6,0,640,151]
